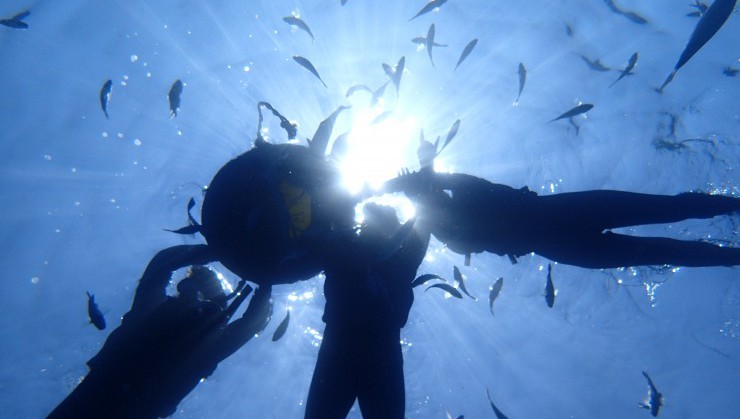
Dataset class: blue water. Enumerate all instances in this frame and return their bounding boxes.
[1,1,738,418]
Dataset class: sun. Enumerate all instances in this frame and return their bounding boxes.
[337,106,419,194]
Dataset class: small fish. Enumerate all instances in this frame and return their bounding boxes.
[309,105,350,156]
[329,131,350,162]
[638,371,663,417]
[453,266,476,300]
[610,52,638,87]
[272,309,290,342]
[87,292,106,330]
[283,16,314,41]
[382,56,405,95]
[687,0,709,17]
[454,39,478,72]
[250,286,273,336]
[165,197,201,235]
[550,103,593,122]
[604,0,649,25]
[723,66,739,77]
[425,283,463,299]
[425,24,437,67]
[293,55,328,88]
[411,273,446,288]
[436,119,460,156]
[621,10,649,25]
[565,23,574,37]
[99,79,112,118]
[516,63,526,103]
[417,129,437,168]
[0,10,30,29]
[489,277,503,316]
[346,84,373,98]
[371,110,394,125]
[411,36,447,47]
[486,388,509,419]
[578,55,611,72]
[545,264,555,308]
[168,79,183,118]
[659,0,736,92]
[341,0,349,5]
[346,82,388,105]
[409,0,448,21]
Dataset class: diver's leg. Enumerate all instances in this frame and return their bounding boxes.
[538,191,739,231]
[304,325,357,419]
[535,231,740,269]
[357,327,405,419]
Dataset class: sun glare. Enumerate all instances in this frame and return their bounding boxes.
[338,107,418,194]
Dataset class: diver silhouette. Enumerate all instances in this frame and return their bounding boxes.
[390,170,740,269]
[48,245,272,419]
[305,203,430,419]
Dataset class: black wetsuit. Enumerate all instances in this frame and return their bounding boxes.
[416,172,740,268]
[305,225,429,419]
[48,245,270,419]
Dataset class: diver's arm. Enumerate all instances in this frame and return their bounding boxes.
[214,285,273,361]
[130,245,218,316]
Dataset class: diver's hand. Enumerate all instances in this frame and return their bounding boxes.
[392,168,426,198]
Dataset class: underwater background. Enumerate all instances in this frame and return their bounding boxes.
[1,0,738,418]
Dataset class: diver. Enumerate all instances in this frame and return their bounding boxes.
[304,203,430,419]
[47,245,272,419]
[389,169,740,269]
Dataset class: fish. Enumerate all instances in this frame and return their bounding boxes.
[417,129,437,169]
[411,36,447,47]
[411,273,446,288]
[86,292,106,330]
[309,105,350,156]
[638,371,663,417]
[545,264,555,308]
[489,277,503,316]
[99,79,112,118]
[609,52,638,87]
[329,131,350,162]
[723,66,739,77]
[346,82,388,105]
[604,0,649,25]
[687,1,710,17]
[486,388,509,419]
[425,283,463,299]
[0,10,30,29]
[436,119,460,156]
[371,110,394,125]
[293,55,328,88]
[453,266,476,300]
[250,286,274,336]
[168,79,183,118]
[283,16,314,41]
[425,24,437,67]
[659,0,737,92]
[382,56,405,95]
[578,55,612,72]
[272,309,290,341]
[341,0,349,5]
[516,63,526,103]
[454,39,478,72]
[621,10,649,25]
[165,197,201,235]
[550,103,593,122]
[346,84,373,98]
[565,23,574,37]
[377,217,416,261]
[409,0,448,21]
